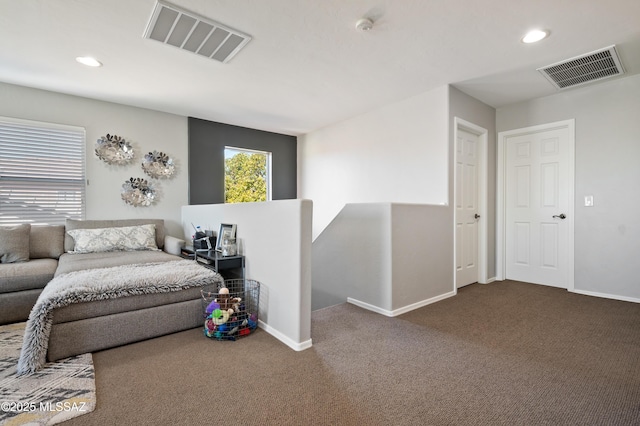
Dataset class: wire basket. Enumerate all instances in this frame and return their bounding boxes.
[201,279,260,341]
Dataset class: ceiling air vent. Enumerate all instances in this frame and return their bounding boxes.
[537,45,625,90]
[143,0,251,64]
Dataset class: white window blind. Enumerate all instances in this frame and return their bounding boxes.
[0,116,86,226]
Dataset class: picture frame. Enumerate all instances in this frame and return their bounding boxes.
[215,223,237,251]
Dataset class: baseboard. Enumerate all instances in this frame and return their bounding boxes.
[570,289,640,304]
[258,320,313,351]
[346,298,394,316]
[348,290,457,317]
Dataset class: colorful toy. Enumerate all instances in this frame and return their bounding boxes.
[204,317,218,337]
[205,300,220,315]
[211,309,229,325]
[215,287,242,315]
[203,285,258,341]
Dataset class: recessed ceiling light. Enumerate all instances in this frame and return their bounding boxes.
[75,56,102,67]
[522,29,549,44]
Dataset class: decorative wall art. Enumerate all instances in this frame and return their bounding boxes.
[95,134,135,165]
[141,150,176,178]
[121,177,156,207]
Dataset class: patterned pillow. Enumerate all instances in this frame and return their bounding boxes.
[0,224,30,263]
[67,224,159,254]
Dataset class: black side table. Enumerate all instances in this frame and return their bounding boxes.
[190,248,245,281]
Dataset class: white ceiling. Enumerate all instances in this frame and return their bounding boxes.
[1,0,639,136]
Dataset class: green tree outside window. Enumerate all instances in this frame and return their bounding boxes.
[224,149,270,203]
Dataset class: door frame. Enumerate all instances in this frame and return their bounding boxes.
[496,119,575,291]
[453,117,488,287]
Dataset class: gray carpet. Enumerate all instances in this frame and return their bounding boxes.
[63,280,640,425]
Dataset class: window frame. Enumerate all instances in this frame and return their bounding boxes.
[224,146,272,203]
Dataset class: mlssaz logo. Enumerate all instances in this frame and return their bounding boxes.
[40,401,88,412]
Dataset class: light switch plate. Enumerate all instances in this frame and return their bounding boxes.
[585,195,594,207]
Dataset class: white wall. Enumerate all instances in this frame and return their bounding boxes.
[312,203,453,315]
[181,200,313,350]
[298,85,449,239]
[497,74,640,302]
[0,82,188,237]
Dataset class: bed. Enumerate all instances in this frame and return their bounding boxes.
[14,219,223,375]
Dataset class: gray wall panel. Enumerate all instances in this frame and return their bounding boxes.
[188,117,297,204]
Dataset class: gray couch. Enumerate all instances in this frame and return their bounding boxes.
[0,218,216,361]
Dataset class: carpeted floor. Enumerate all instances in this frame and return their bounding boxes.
[63,280,640,425]
[0,323,95,426]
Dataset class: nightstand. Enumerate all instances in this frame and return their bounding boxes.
[192,249,245,281]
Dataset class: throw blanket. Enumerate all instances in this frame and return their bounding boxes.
[17,259,221,375]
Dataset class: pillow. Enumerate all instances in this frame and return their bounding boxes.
[67,224,159,254]
[0,224,31,263]
[29,225,65,259]
[65,219,165,252]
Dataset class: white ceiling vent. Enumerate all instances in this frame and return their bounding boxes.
[537,45,624,90]
[143,1,251,64]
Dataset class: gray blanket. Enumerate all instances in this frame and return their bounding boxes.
[18,259,221,375]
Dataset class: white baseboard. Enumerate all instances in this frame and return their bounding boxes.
[347,290,457,317]
[258,320,313,351]
[570,289,640,304]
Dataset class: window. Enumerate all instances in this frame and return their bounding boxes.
[224,147,271,203]
[0,116,86,226]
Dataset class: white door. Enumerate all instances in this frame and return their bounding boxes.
[504,124,572,288]
[456,129,479,288]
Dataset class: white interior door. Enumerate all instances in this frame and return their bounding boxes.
[502,122,574,288]
[456,129,479,288]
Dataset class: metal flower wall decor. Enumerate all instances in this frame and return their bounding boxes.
[121,177,156,207]
[95,134,135,165]
[141,150,175,178]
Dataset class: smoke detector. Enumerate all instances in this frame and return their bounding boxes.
[537,45,625,90]
[355,18,374,32]
[144,0,251,64]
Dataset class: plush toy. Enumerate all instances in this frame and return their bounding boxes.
[205,300,220,315]
[203,316,218,337]
[203,286,257,340]
[211,308,229,325]
[215,287,242,315]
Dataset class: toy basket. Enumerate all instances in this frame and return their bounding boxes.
[201,279,260,341]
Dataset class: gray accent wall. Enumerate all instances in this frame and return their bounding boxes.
[497,73,640,301]
[188,117,297,204]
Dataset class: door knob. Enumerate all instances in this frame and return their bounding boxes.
[552,213,566,219]
[474,214,481,219]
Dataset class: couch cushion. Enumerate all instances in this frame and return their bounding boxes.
[30,225,65,259]
[0,258,57,292]
[0,224,30,263]
[51,285,215,324]
[65,218,165,252]
[67,224,159,254]
[55,250,180,276]
[0,289,44,325]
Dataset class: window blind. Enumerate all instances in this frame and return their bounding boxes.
[0,116,86,226]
